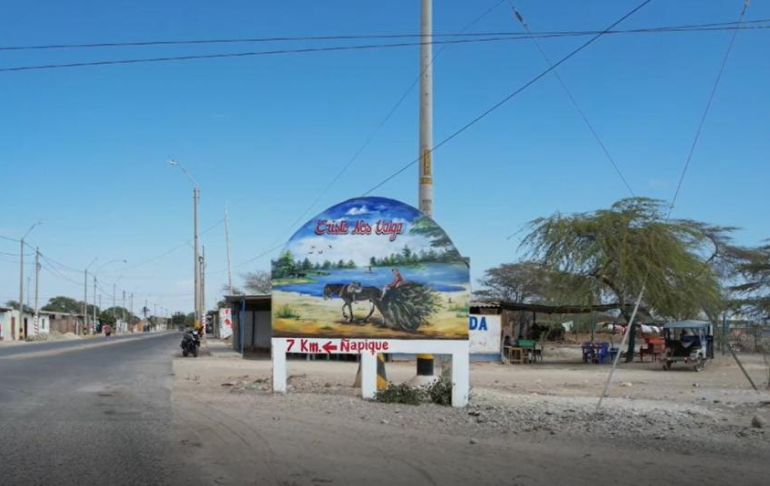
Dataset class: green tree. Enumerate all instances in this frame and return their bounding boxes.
[476,262,596,304]
[521,198,729,361]
[171,312,187,327]
[99,310,116,327]
[728,242,770,318]
[4,300,34,314]
[42,296,81,314]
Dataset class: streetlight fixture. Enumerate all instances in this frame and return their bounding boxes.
[168,159,202,332]
[16,221,42,340]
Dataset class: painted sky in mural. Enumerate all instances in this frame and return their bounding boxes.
[272,197,470,340]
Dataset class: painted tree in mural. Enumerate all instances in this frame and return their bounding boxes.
[409,216,461,261]
[376,284,442,331]
[521,198,732,361]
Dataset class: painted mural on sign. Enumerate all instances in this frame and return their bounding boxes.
[272,197,470,339]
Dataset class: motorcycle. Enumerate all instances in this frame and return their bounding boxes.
[181,329,200,357]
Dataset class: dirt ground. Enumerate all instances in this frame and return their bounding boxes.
[172,343,770,486]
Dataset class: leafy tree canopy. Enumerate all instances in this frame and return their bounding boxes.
[521,197,729,322]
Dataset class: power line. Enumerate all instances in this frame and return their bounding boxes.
[0,36,557,73]
[206,1,509,276]
[363,0,655,197]
[102,218,224,274]
[669,1,749,213]
[2,18,767,52]
[509,1,635,196]
[259,0,508,263]
[2,23,769,74]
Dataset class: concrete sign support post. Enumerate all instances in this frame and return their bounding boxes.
[271,197,471,407]
[272,338,469,407]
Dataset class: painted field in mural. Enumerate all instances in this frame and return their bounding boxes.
[272,197,470,339]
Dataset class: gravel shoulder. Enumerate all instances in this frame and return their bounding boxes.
[171,344,770,485]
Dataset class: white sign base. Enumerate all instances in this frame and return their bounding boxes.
[271,338,469,407]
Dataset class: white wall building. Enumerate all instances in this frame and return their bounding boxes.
[0,307,49,341]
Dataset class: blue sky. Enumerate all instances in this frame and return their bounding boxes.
[1,0,768,314]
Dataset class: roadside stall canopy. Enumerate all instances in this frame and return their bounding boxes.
[663,320,710,329]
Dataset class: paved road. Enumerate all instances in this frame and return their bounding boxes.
[0,333,156,358]
[0,332,189,485]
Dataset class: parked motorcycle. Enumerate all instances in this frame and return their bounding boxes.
[181,329,200,357]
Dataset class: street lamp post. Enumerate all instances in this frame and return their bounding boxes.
[17,221,41,340]
[169,159,202,330]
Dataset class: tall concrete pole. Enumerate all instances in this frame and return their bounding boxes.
[34,248,40,334]
[130,293,134,332]
[82,269,87,336]
[17,222,40,339]
[224,206,233,295]
[193,186,201,327]
[416,0,436,381]
[18,239,24,340]
[200,245,207,336]
[419,0,434,217]
[93,275,98,332]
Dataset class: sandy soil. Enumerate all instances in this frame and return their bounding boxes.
[172,343,770,485]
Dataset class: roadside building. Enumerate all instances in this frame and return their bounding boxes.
[0,307,52,340]
[44,311,85,335]
[223,294,271,354]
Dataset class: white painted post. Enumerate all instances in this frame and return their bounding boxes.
[451,350,470,407]
[272,339,288,393]
[361,353,377,400]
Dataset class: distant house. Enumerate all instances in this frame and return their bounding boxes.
[0,307,51,340]
[42,311,84,336]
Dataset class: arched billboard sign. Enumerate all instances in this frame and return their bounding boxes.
[271,196,470,406]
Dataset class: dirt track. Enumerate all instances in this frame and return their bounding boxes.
[172,345,770,486]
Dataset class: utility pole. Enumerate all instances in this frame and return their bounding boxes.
[34,248,40,335]
[224,205,233,294]
[415,0,435,382]
[122,290,126,333]
[200,246,207,336]
[83,269,87,336]
[93,276,98,332]
[201,245,206,312]
[169,160,202,332]
[130,293,134,333]
[26,277,31,307]
[18,222,41,339]
[194,187,201,328]
[419,0,434,218]
[19,239,24,340]
[82,258,97,336]
[113,283,117,321]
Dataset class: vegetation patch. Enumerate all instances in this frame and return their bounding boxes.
[276,304,301,319]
